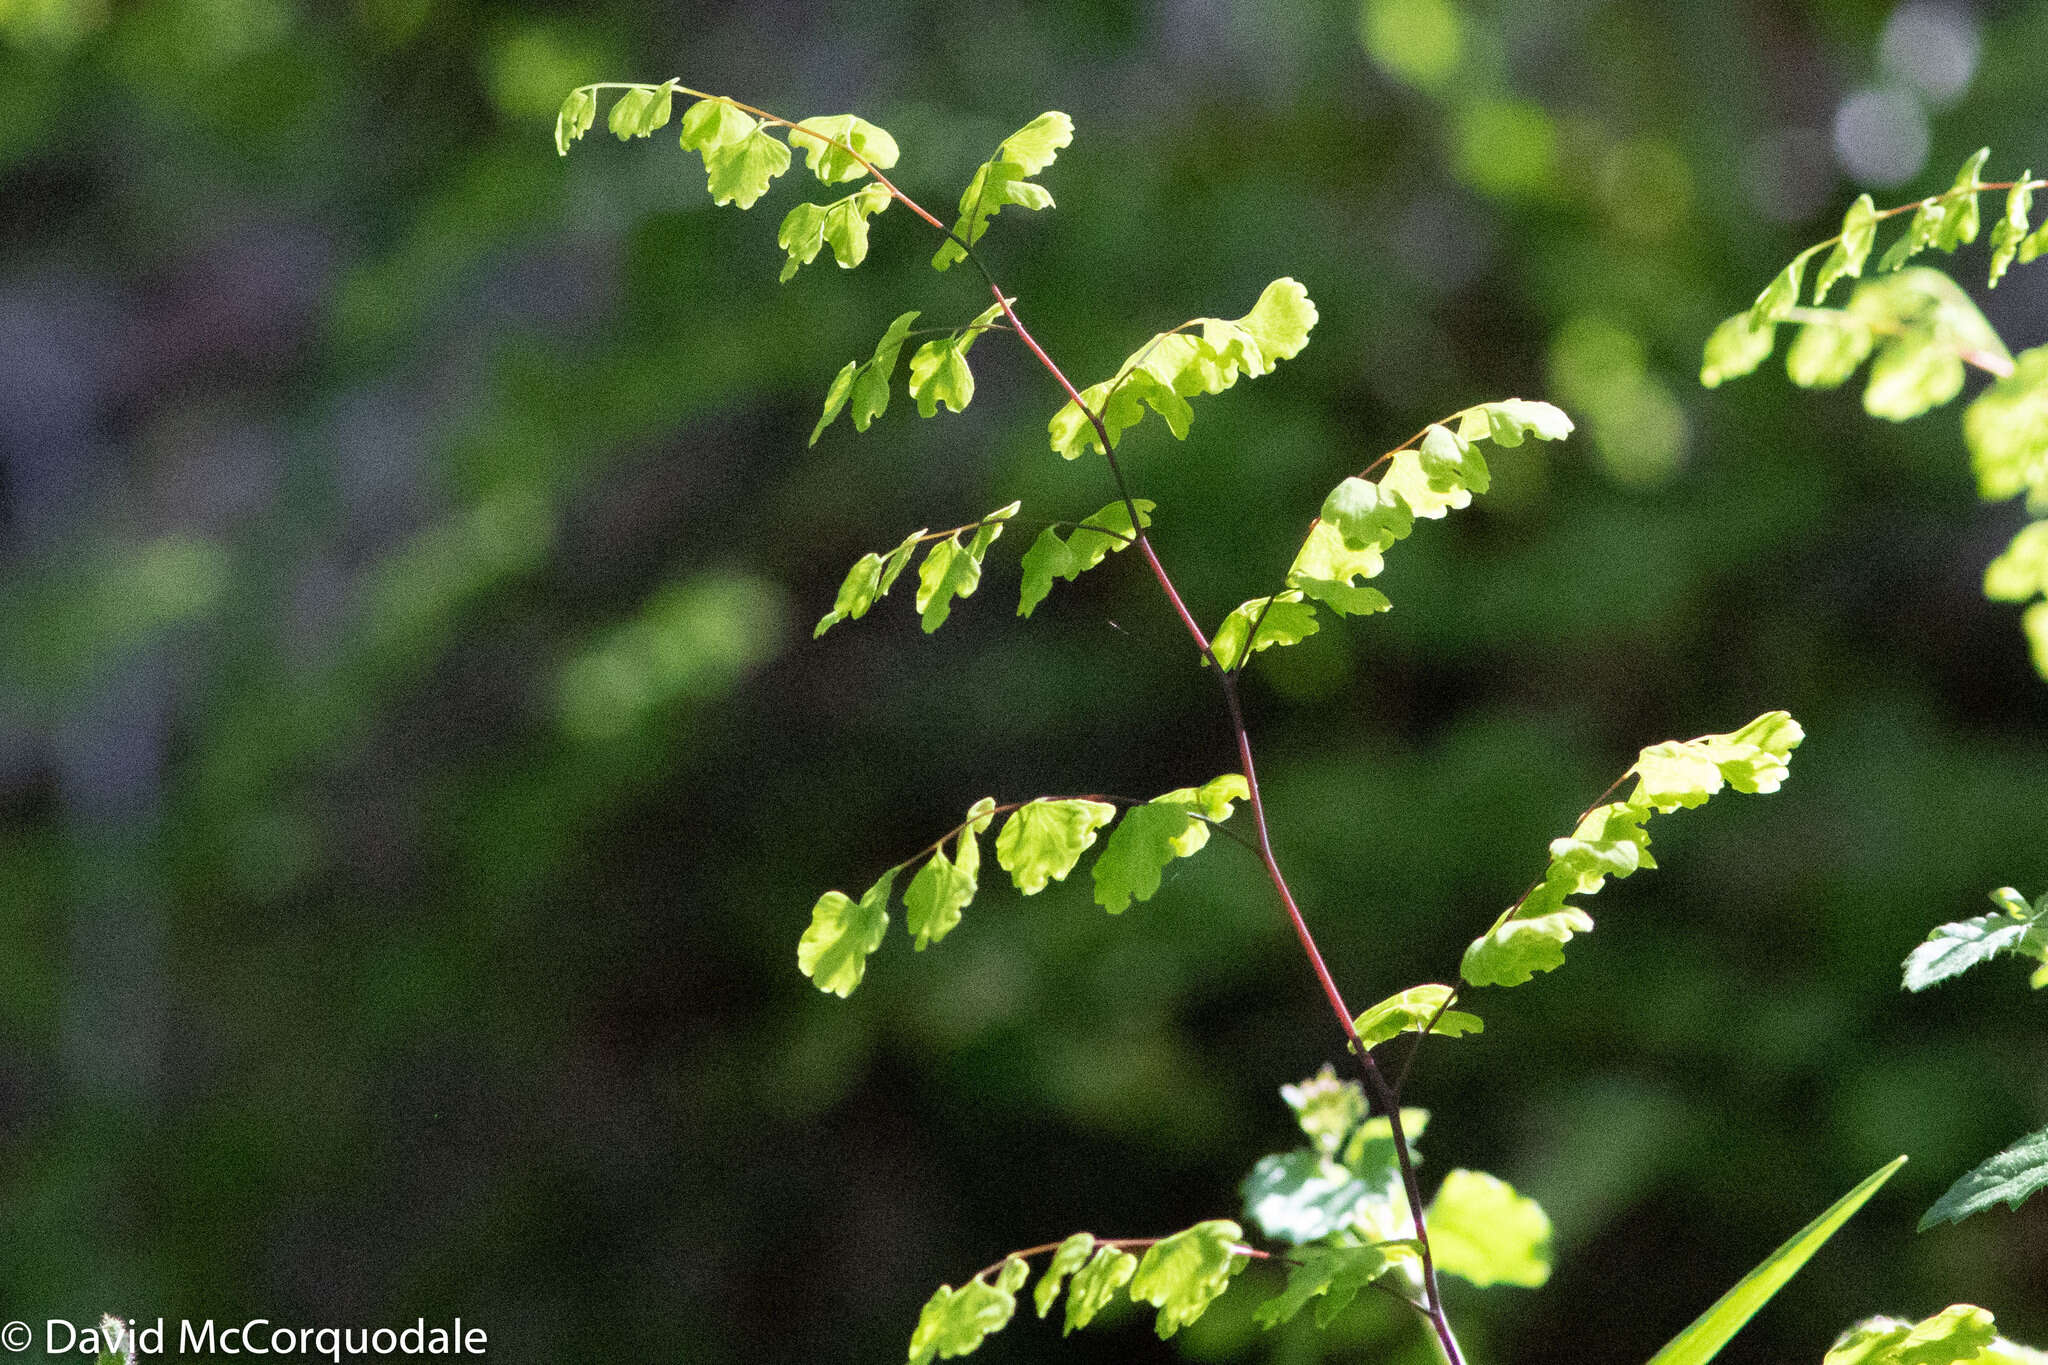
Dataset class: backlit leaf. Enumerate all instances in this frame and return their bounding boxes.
[1281,1066,1367,1157]
[1253,1244,1396,1330]
[1035,1234,1096,1318]
[996,798,1118,894]
[1320,475,1415,551]
[1632,711,1803,811]
[798,868,897,997]
[1964,346,2048,505]
[678,98,792,209]
[1129,1221,1249,1339]
[1461,908,1595,988]
[777,183,892,282]
[1989,178,2033,288]
[787,113,900,184]
[1091,774,1248,913]
[1046,280,1319,458]
[821,329,905,442]
[1426,1170,1551,1288]
[1787,316,1876,389]
[1750,245,1819,327]
[1986,522,2048,601]
[554,87,597,155]
[1816,195,1879,303]
[1702,311,1777,387]
[1063,1246,1137,1334]
[606,82,675,140]
[907,301,1006,419]
[814,526,926,636]
[907,1271,1020,1365]
[1017,499,1153,617]
[1352,983,1482,1049]
[934,112,1074,270]
[1931,149,1990,253]
[914,502,1018,632]
[1209,592,1318,670]
[1865,333,1964,423]
[904,798,997,950]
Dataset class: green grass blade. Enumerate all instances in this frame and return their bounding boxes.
[1644,1157,1907,1365]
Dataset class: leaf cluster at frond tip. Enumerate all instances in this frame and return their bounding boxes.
[1461,711,1803,988]
[1207,400,1573,672]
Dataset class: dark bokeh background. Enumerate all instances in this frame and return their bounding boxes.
[1,0,2044,1361]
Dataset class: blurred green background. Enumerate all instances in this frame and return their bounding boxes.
[1,0,2044,1361]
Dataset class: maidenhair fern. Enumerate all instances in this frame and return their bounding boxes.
[559,78,1912,1365]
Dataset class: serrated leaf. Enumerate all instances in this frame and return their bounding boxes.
[934,112,1074,271]
[1017,500,1153,617]
[1902,888,2048,991]
[1787,316,1876,389]
[1091,774,1247,913]
[1035,1234,1097,1318]
[1281,1065,1367,1157]
[1816,195,1879,303]
[554,87,597,156]
[914,502,1017,632]
[907,1273,1019,1365]
[996,798,1118,894]
[1046,280,1318,458]
[1920,1126,2048,1229]
[1426,1170,1552,1288]
[905,798,996,950]
[1989,177,2033,288]
[1253,1244,1396,1330]
[787,113,900,184]
[815,527,925,636]
[797,868,897,998]
[1702,311,1777,387]
[1208,592,1318,671]
[1643,1157,1905,1365]
[1460,908,1595,987]
[1964,345,2048,504]
[1064,1246,1137,1334]
[1353,984,1482,1049]
[1129,1221,1248,1339]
